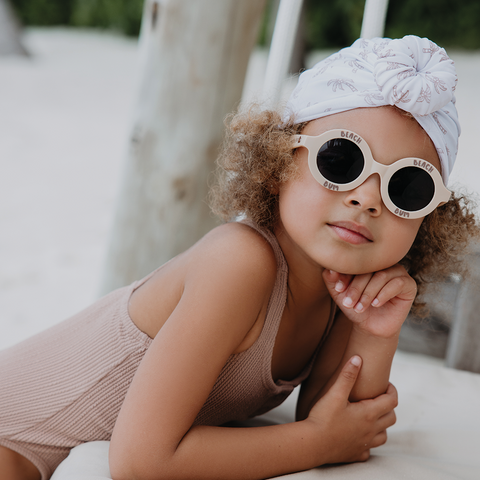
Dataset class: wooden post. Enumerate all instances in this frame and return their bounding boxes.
[0,0,28,56]
[100,0,267,294]
[360,0,389,39]
[262,0,303,108]
[445,245,480,373]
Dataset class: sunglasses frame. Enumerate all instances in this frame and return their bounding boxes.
[293,129,452,219]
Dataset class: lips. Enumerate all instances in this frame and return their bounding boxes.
[328,221,374,244]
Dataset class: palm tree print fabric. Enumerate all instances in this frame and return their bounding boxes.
[285,36,459,182]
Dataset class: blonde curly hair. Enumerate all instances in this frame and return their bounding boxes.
[209,105,480,314]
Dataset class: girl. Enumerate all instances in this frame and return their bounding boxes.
[1,36,478,480]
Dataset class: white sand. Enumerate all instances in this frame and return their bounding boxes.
[1,28,479,350]
[0,29,138,348]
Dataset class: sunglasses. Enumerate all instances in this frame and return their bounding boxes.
[293,129,451,219]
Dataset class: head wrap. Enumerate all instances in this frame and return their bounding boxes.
[285,36,460,182]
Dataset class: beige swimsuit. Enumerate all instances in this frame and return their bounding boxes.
[0,222,335,479]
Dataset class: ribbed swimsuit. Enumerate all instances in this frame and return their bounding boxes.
[0,222,335,480]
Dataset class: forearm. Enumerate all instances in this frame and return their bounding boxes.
[317,265,415,403]
[340,327,399,401]
[297,317,399,420]
[300,329,397,413]
[112,358,386,480]
[114,421,322,480]
[174,422,320,480]
[300,323,398,416]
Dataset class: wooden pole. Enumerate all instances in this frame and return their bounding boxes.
[262,0,303,108]
[445,246,480,373]
[100,0,267,294]
[360,0,389,39]
[0,0,28,56]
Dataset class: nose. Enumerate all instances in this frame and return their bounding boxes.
[343,174,382,216]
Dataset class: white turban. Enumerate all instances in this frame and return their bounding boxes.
[285,36,460,182]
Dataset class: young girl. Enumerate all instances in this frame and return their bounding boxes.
[1,35,478,480]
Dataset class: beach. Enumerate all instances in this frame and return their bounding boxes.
[1,28,479,350]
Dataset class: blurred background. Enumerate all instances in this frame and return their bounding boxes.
[1,0,480,363]
[8,0,480,49]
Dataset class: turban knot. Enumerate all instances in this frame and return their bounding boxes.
[373,36,457,116]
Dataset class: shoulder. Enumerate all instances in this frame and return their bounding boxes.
[146,223,279,357]
[201,222,277,256]
[178,223,278,337]
[131,222,279,339]
[185,222,278,288]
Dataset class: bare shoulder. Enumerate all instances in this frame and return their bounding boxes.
[187,222,278,283]
[182,223,278,353]
[129,222,278,339]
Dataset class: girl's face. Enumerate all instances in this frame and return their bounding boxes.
[276,106,442,275]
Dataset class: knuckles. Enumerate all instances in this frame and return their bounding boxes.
[341,369,359,383]
[344,285,362,299]
[391,411,397,426]
[378,431,388,446]
[373,270,389,283]
[359,450,371,462]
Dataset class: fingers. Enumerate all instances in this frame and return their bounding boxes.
[338,273,375,313]
[373,384,397,421]
[383,382,399,411]
[362,384,397,435]
[385,382,398,403]
[322,270,353,297]
[329,356,362,401]
[323,269,376,313]
[370,430,388,448]
[378,410,397,430]
[371,275,417,308]
[324,266,416,315]
[368,383,398,414]
[358,450,371,462]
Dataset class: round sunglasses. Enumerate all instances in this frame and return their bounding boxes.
[293,129,452,219]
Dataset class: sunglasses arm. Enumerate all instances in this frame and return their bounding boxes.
[438,192,453,206]
[292,134,308,149]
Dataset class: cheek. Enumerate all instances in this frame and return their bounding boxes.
[385,218,422,261]
[278,184,309,231]
[279,176,331,225]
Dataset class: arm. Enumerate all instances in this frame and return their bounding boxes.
[335,320,398,402]
[297,264,414,419]
[109,226,396,480]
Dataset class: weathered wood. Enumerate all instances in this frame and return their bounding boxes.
[446,246,480,373]
[0,0,28,56]
[398,243,480,373]
[100,0,267,294]
[360,0,389,39]
[262,0,303,107]
[264,0,305,75]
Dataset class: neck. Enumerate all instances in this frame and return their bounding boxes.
[273,223,331,309]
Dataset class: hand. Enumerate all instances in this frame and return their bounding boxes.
[322,265,417,338]
[307,356,398,465]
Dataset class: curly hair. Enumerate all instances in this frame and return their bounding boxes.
[209,105,480,314]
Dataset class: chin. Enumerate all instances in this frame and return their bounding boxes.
[326,260,394,276]
[348,260,405,275]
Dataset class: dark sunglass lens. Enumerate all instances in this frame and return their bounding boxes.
[317,139,364,184]
[388,167,435,212]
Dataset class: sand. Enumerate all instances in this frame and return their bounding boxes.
[1,28,479,350]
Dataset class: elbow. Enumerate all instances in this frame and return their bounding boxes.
[295,402,308,422]
[110,457,173,480]
[109,440,177,480]
[109,446,140,480]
